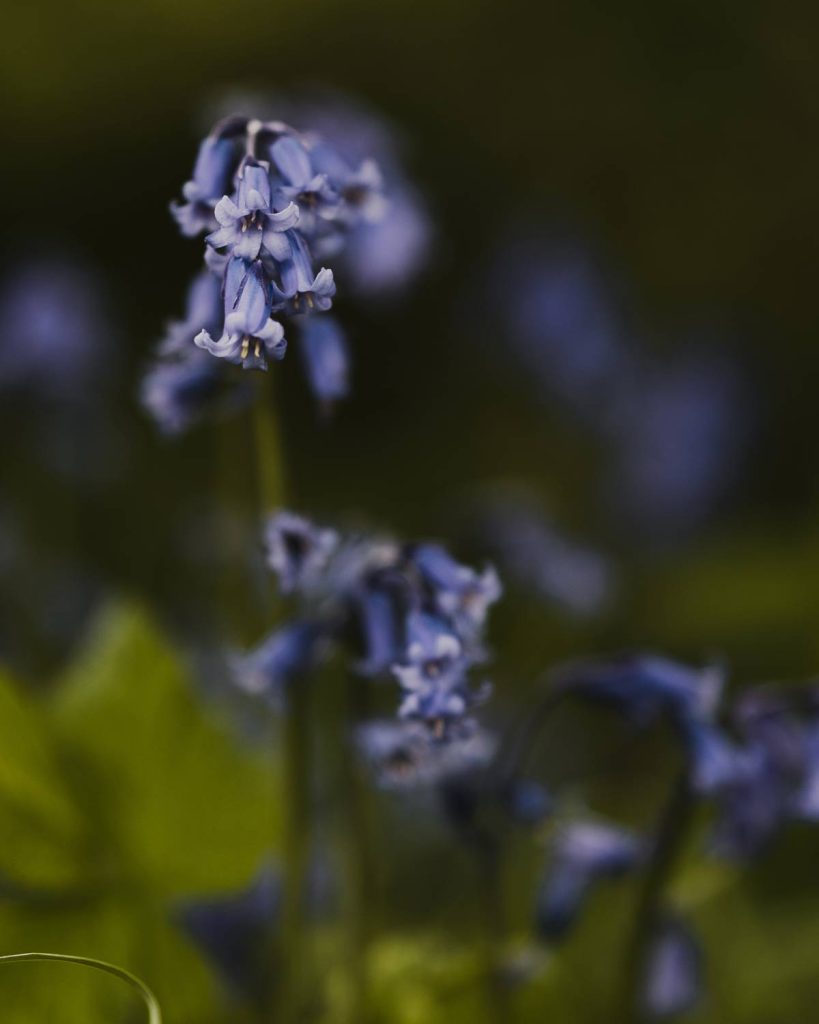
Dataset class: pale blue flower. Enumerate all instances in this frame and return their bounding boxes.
[195,258,286,369]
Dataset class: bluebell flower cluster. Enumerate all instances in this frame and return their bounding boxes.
[710,686,819,858]
[527,652,819,1016]
[233,510,501,780]
[144,111,397,432]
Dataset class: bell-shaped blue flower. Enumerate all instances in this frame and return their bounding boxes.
[536,820,643,941]
[269,231,336,313]
[640,916,703,1019]
[393,612,484,726]
[299,314,349,406]
[356,718,495,789]
[265,510,338,596]
[195,258,287,370]
[206,160,300,262]
[232,620,325,709]
[410,543,501,639]
[172,135,240,238]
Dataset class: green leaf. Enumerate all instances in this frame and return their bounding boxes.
[51,602,279,893]
[0,668,83,889]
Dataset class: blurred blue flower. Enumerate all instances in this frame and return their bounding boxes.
[556,655,723,730]
[472,492,614,618]
[393,611,485,727]
[536,820,644,940]
[171,132,243,238]
[610,352,748,538]
[232,621,325,708]
[352,578,406,677]
[142,270,248,435]
[356,717,496,789]
[410,543,501,640]
[299,314,350,406]
[178,865,280,1005]
[641,916,703,1019]
[0,258,107,402]
[141,351,225,436]
[265,510,339,596]
[289,94,432,295]
[710,688,819,857]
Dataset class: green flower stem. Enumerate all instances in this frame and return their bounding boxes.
[279,674,313,1023]
[341,671,374,1024]
[251,378,312,1024]
[0,952,162,1024]
[253,378,287,523]
[620,772,696,1023]
[478,838,510,1024]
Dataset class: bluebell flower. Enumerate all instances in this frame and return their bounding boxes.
[556,655,723,731]
[410,543,501,639]
[0,258,107,401]
[159,271,224,356]
[393,612,486,727]
[232,620,325,708]
[172,132,243,238]
[141,350,225,436]
[299,314,350,405]
[206,159,300,262]
[142,271,251,434]
[352,579,406,677]
[501,778,554,826]
[177,865,280,1005]
[195,258,286,369]
[268,134,338,235]
[610,352,748,539]
[264,510,338,595]
[341,187,432,296]
[536,820,644,940]
[268,231,336,313]
[477,235,627,418]
[709,688,819,857]
[473,493,613,618]
[356,717,495,789]
[290,96,431,293]
[168,110,401,407]
[640,916,703,1019]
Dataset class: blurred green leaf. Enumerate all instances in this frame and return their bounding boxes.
[51,603,278,893]
[0,669,83,889]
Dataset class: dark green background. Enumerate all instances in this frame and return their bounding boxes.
[2,2,819,1021]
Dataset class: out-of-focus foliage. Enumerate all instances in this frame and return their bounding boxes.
[0,605,276,1023]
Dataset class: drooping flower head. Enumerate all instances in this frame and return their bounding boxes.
[237,510,501,778]
[145,108,403,430]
